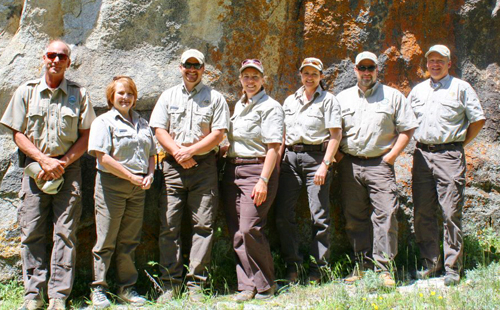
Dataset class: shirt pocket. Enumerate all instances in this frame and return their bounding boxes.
[411,99,426,119]
[305,107,324,131]
[194,105,213,132]
[112,130,135,159]
[341,110,355,132]
[27,105,46,140]
[440,99,463,121]
[59,105,78,141]
[168,105,185,132]
[374,105,393,126]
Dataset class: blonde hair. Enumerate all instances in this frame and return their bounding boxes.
[105,76,138,109]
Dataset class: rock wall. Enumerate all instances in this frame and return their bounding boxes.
[0,0,499,286]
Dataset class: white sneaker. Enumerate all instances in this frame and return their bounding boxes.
[117,287,147,306]
[91,286,111,309]
[47,299,65,310]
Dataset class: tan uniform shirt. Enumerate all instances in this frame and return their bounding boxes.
[1,78,96,156]
[283,86,341,146]
[337,82,418,157]
[407,75,485,144]
[149,82,230,154]
[88,108,157,174]
[227,90,284,158]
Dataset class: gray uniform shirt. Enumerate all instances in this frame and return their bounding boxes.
[407,75,485,144]
[227,90,284,158]
[1,78,96,156]
[88,108,157,175]
[149,82,230,154]
[283,86,341,146]
[337,82,418,157]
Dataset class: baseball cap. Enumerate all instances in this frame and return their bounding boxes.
[425,45,451,58]
[240,59,264,74]
[25,162,64,195]
[355,51,378,65]
[299,57,324,72]
[181,49,205,65]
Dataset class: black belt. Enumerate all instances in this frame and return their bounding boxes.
[286,143,326,153]
[350,154,382,160]
[416,142,463,152]
[228,157,265,165]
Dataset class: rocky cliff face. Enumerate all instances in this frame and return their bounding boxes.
[0,0,499,284]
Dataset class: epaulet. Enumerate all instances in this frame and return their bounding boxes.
[25,79,41,86]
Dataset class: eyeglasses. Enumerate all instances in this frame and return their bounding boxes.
[356,65,377,72]
[46,52,69,61]
[182,62,203,70]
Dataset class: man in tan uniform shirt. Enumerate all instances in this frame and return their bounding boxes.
[1,40,96,310]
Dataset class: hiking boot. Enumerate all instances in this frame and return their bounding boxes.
[254,284,276,300]
[91,286,111,309]
[444,272,460,286]
[117,287,147,306]
[157,284,181,303]
[344,268,364,284]
[187,285,205,302]
[234,290,256,302]
[380,272,396,287]
[18,299,44,310]
[285,265,299,283]
[416,266,441,279]
[47,299,65,310]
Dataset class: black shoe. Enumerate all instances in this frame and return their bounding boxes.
[254,284,276,300]
[285,265,299,283]
[444,272,460,286]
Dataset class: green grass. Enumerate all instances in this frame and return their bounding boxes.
[2,229,500,309]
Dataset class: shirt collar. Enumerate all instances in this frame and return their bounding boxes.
[357,81,380,98]
[111,107,139,125]
[241,88,266,106]
[430,74,451,90]
[295,85,322,103]
[182,81,204,95]
[39,77,68,95]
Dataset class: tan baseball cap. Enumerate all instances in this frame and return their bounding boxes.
[25,162,64,195]
[240,59,264,74]
[425,45,451,58]
[299,57,324,72]
[181,49,205,64]
[355,51,378,65]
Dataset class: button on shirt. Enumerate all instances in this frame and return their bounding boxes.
[88,108,157,175]
[1,78,96,156]
[407,75,485,144]
[227,90,284,158]
[337,82,418,157]
[149,82,230,154]
[283,85,342,146]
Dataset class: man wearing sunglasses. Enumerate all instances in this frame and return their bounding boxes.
[1,40,96,310]
[408,45,485,286]
[335,51,418,287]
[150,49,230,302]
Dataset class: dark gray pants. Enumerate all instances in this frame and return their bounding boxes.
[19,158,82,301]
[158,152,218,287]
[92,171,145,289]
[412,146,465,274]
[221,162,278,292]
[274,150,332,270]
[338,155,398,271]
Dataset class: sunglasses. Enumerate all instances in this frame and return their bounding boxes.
[46,52,69,61]
[182,62,203,70]
[302,59,321,66]
[356,65,377,72]
[242,59,262,65]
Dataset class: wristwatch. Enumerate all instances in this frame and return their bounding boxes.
[322,159,332,167]
[259,176,269,184]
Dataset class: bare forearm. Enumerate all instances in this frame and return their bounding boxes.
[13,131,46,163]
[389,128,415,158]
[464,119,485,146]
[154,128,179,155]
[187,129,225,156]
[97,153,137,181]
[261,143,280,180]
[324,128,341,163]
[60,129,90,167]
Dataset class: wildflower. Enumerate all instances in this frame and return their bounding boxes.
[419,293,423,297]
[431,291,436,296]
[438,296,443,300]
[362,297,367,301]
[379,296,383,300]
[372,304,379,310]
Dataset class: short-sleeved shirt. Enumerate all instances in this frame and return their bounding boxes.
[407,75,485,144]
[88,108,157,174]
[337,82,418,157]
[227,90,284,158]
[283,85,342,146]
[0,78,96,156]
[149,82,230,154]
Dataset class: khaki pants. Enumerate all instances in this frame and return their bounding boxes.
[221,162,278,293]
[91,171,145,289]
[412,146,465,274]
[274,150,332,271]
[19,158,82,301]
[158,152,218,287]
[338,155,399,271]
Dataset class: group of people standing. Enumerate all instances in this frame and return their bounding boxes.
[0,40,485,310]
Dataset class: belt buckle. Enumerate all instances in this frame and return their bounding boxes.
[294,144,304,152]
[428,144,436,151]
